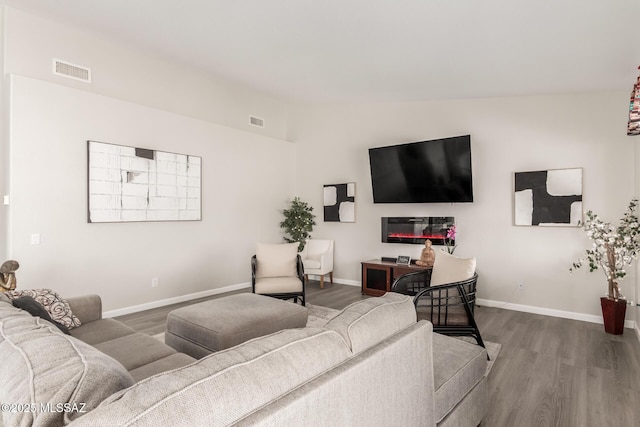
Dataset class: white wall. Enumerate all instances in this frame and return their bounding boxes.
[0,7,8,262]
[2,7,289,141]
[3,5,639,325]
[290,92,635,320]
[9,75,295,311]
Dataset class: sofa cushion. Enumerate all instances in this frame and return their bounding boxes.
[430,251,476,286]
[93,333,177,371]
[323,292,416,354]
[70,318,136,345]
[128,353,197,382]
[11,295,70,334]
[71,328,351,426]
[5,288,82,329]
[255,242,298,278]
[0,303,134,426]
[432,333,487,423]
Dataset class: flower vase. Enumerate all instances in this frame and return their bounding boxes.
[600,297,627,335]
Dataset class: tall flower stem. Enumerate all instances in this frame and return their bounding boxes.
[605,244,620,301]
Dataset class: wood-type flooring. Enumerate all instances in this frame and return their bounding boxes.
[116,282,640,426]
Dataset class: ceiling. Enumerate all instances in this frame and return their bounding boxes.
[2,0,640,104]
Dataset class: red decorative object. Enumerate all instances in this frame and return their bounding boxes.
[628,66,640,136]
[600,297,627,335]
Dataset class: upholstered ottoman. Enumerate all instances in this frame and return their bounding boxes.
[165,293,308,359]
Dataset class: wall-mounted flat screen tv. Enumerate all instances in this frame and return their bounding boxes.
[368,135,473,203]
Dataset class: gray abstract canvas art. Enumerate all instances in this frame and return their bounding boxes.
[514,168,582,226]
[88,141,201,223]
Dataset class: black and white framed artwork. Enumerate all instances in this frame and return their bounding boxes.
[514,168,582,227]
[324,182,355,222]
[88,140,201,223]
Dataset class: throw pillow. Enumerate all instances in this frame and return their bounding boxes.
[5,289,81,329]
[255,242,298,278]
[430,251,476,286]
[11,296,71,334]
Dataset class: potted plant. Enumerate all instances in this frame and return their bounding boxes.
[280,197,316,252]
[570,198,640,334]
[444,224,457,254]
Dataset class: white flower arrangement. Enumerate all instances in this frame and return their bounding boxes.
[570,198,640,301]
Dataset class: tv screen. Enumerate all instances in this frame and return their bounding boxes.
[368,135,473,203]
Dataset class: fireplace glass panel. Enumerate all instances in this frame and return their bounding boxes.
[381,217,455,245]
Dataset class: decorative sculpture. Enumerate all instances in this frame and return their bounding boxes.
[415,240,435,268]
[0,260,19,292]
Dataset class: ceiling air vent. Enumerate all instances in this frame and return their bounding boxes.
[249,116,265,128]
[53,59,91,83]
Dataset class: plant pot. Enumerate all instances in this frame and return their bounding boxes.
[600,297,627,335]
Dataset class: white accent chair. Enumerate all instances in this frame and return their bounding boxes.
[298,239,334,289]
[252,242,305,305]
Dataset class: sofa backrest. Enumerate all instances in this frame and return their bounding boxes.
[323,292,417,354]
[236,320,436,427]
[70,328,351,426]
[0,301,134,427]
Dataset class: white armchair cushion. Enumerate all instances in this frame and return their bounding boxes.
[430,251,476,286]
[303,259,322,269]
[255,243,298,278]
[254,277,303,294]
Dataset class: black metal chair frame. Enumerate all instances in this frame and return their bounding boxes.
[251,254,306,306]
[392,270,486,351]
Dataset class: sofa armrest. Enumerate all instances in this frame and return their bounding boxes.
[319,251,333,272]
[66,294,102,323]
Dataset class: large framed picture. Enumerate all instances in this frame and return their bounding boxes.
[513,167,582,227]
[87,140,201,223]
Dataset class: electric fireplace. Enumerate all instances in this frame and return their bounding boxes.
[381,217,455,245]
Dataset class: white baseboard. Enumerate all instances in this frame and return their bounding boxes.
[304,275,361,288]
[103,278,362,318]
[103,282,252,318]
[476,298,636,329]
[333,278,361,287]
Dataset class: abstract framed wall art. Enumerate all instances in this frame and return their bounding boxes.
[324,182,355,222]
[514,167,582,227]
[87,140,201,223]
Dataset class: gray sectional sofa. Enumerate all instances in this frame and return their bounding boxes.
[0,292,487,426]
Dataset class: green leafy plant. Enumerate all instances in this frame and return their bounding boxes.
[280,197,316,252]
[570,198,640,301]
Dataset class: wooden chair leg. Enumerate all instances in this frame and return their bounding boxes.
[330,272,333,283]
[305,274,309,284]
[320,275,324,289]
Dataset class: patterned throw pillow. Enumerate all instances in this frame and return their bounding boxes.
[5,289,81,329]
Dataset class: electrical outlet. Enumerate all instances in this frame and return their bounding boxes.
[30,234,41,245]
[151,278,159,288]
